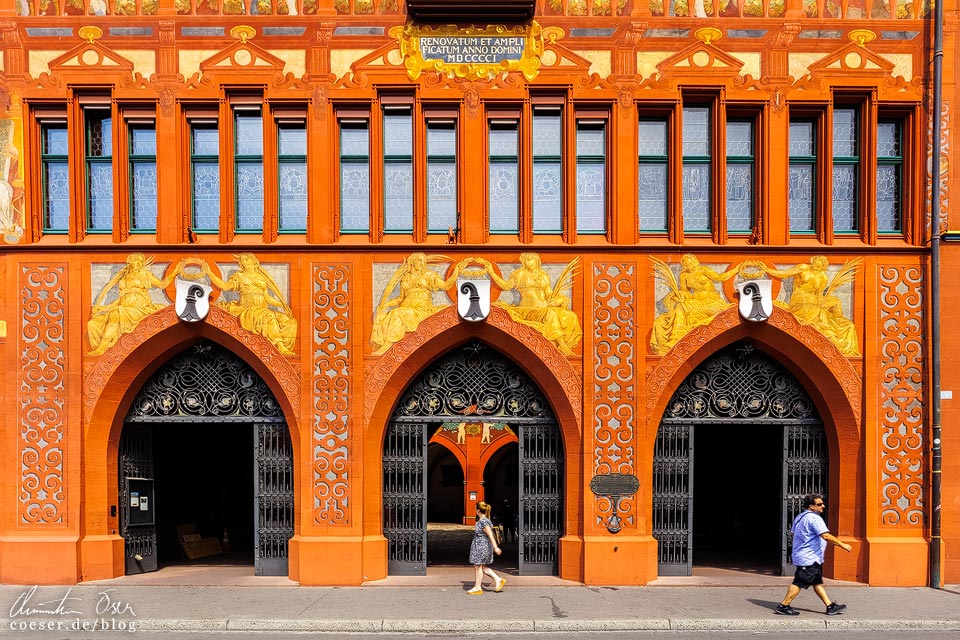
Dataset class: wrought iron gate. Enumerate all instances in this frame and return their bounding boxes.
[255,422,295,576]
[119,424,157,574]
[385,341,563,576]
[653,343,826,576]
[518,422,563,575]
[384,421,427,576]
[122,341,293,576]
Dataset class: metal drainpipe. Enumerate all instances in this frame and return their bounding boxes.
[929,0,944,590]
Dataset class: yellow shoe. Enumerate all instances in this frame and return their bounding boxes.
[495,578,507,592]
[467,588,483,595]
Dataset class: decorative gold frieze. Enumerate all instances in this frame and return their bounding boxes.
[390,22,563,81]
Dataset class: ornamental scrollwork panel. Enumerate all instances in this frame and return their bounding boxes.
[878,265,924,527]
[20,264,66,525]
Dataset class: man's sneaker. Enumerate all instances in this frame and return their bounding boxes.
[825,603,847,616]
[774,604,800,616]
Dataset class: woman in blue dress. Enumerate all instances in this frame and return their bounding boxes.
[467,501,505,595]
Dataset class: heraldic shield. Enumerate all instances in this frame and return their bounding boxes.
[458,277,490,322]
[175,278,212,322]
[736,279,773,322]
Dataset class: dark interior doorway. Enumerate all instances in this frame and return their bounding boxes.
[151,423,254,565]
[426,440,468,567]
[692,424,782,572]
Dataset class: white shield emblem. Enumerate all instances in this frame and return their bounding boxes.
[175,278,212,323]
[457,278,490,322]
[737,279,773,322]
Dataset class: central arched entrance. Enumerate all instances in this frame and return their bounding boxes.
[383,340,563,576]
[653,342,828,576]
[118,340,294,577]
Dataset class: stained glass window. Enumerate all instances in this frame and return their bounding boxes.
[533,109,562,233]
[876,121,902,233]
[383,108,413,233]
[639,119,668,232]
[191,122,220,232]
[682,106,711,233]
[234,109,264,232]
[85,109,113,232]
[788,121,816,233]
[278,122,307,232]
[725,120,753,233]
[576,120,606,233]
[832,108,858,233]
[41,122,70,233]
[129,123,157,232]
[489,121,519,234]
[427,121,457,234]
[339,120,369,233]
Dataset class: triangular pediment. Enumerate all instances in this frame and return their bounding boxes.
[656,41,745,79]
[807,42,895,77]
[199,40,288,77]
[48,42,134,74]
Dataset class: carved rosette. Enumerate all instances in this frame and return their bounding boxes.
[312,264,351,525]
[19,264,66,525]
[878,265,924,527]
[364,306,582,430]
[592,264,637,530]
[83,306,302,426]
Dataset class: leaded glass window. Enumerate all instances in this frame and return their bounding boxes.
[876,121,902,233]
[277,121,307,232]
[682,106,711,233]
[638,119,668,232]
[191,122,220,232]
[427,120,457,234]
[576,120,606,233]
[85,109,113,232]
[383,108,413,233]
[234,109,264,232]
[788,121,816,233]
[725,120,754,233]
[832,108,858,233]
[488,120,519,234]
[339,120,369,233]
[41,122,70,233]
[533,109,562,233]
[129,123,157,232]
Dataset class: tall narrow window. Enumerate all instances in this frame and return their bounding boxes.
[383,107,413,233]
[488,120,519,234]
[533,108,563,233]
[277,121,307,232]
[576,119,606,233]
[426,120,457,234]
[832,108,858,233]
[876,121,902,233]
[339,119,369,233]
[128,123,157,232]
[725,120,754,233]
[234,108,263,232]
[85,108,113,232]
[638,118,668,232]
[40,122,70,233]
[788,120,816,233]
[682,106,711,233]
[190,121,220,232]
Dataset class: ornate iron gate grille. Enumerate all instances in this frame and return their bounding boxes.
[121,341,293,576]
[384,421,427,576]
[385,341,562,576]
[255,423,294,576]
[653,343,826,576]
[519,422,563,575]
[119,424,156,574]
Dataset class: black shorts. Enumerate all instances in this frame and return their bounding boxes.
[792,562,824,589]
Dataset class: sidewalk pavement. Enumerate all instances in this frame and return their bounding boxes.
[2,582,960,634]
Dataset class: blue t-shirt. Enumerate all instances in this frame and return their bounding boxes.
[791,510,829,566]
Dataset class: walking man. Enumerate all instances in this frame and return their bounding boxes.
[775,494,852,616]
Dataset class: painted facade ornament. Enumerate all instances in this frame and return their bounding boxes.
[175,278,212,322]
[0,116,24,244]
[87,253,184,356]
[480,254,582,356]
[457,264,491,322]
[762,256,862,357]
[390,22,563,82]
[202,253,298,355]
[650,254,737,355]
[371,253,464,355]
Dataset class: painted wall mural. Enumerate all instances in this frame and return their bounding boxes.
[0,112,26,245]
[20,264,66,525]
[372,252,582,356]
[650,254,862,357]
[312,263,351,525]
